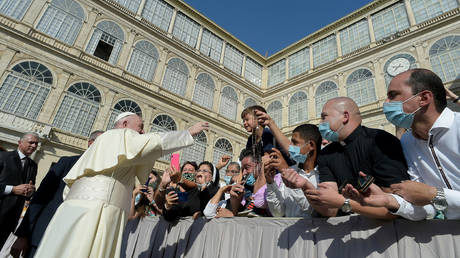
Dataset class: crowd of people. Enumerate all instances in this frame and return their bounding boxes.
[0,68,459,257]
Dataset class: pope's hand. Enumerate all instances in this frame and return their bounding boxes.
[188,122,209,136]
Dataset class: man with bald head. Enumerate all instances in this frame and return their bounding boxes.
[0,132,38,249]
[35,112,209,258]
[303,97,409,218]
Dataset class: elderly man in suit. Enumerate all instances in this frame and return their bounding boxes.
[0,132,39,249]
[11,130,104,258]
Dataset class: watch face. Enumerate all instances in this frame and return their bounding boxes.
[387,57,411,76]
[432,196,448,211]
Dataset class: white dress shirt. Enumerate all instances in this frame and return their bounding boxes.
[393,108,460,220]
[266,165,319,218]
[3,149,27,195]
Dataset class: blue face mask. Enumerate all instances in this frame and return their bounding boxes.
[319,122,342,142]
[224,175,232,185]
[245,173,256,186]
[383,94,421,129]
[288,145,307,164]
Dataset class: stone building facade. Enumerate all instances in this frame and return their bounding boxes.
[0,0,458,183]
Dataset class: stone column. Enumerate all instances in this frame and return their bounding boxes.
[212,79,222,113]
[404,0,417,27]
[336,32,343,58]
[367,15,376,44]
[37,69,72,123]
[308,84,316,119]
[413,42,431,68]
[337,72,347,97]
[185,64,198,100]
[284,57,289,81]
[205,130,216,162]
[153,47,169,85]
[195,27,203,50]
[0,47,16,77]
[136,0,147,18]
[168,10,177,34]
[372,60,387,102]
[261,66,268,90]
[235,89,244,122]
[92,89,117,130]
[281,95,289,128]
[219,42,226,65]
[74,9,99,50]
[21,0,47,27]
[117,29,136,69]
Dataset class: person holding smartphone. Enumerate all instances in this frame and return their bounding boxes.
[162,161,219,221]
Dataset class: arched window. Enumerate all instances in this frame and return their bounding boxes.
[288,91,308,125]
[113,0,141,13]
[141,0,173,32]
[151,114,177,132]
[212,138,233,178]
[315,81,338,117]
[219,86,238,120]
[127,40,159,81]
[0,61,52,119]
[86,21,124,65]
[244,98,257,108]
[429,35,460,82]
[192,73,215,109]
[0,0,32,20]
[346,69,376,106]
[267,101,283,127]
[162,58,188,96]
[53,82,101,136]
[182,131,207,164]
[106,100,142,129]
[151,114,177,161]
[36,0,85,45]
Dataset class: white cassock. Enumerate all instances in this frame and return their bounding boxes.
[34,128,194,258]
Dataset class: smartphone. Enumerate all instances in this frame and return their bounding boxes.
[141,177,150,193]
[171,153,180,171]
[357,174,375,193]
[176,191,189,202]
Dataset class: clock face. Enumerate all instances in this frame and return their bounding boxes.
[387,57,411,76]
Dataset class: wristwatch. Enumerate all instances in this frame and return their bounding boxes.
[431,188,448,212]
[453,96,460,103]
[341,198,352,213]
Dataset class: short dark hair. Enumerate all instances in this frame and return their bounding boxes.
[181,161,198,172]
[293,124,322,154]
[241,105,267,120]
[239,148,254,162]
[89,130,104,142]
[407,69,447,113]
[198,161,214,174]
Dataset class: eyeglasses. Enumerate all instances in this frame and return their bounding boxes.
[197,169,212,174]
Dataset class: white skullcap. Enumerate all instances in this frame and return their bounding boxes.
[114,112,136,123]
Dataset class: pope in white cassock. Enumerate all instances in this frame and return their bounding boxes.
[34,112,209,258]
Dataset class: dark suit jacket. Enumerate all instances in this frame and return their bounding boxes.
[14,155,80,255]
[0,150,37,247]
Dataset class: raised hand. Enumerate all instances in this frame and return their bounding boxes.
[216,154,231,170]
[255,110,273,127]
[188,122,209,136]
[165,191,178,210]
[281,168,307,189]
